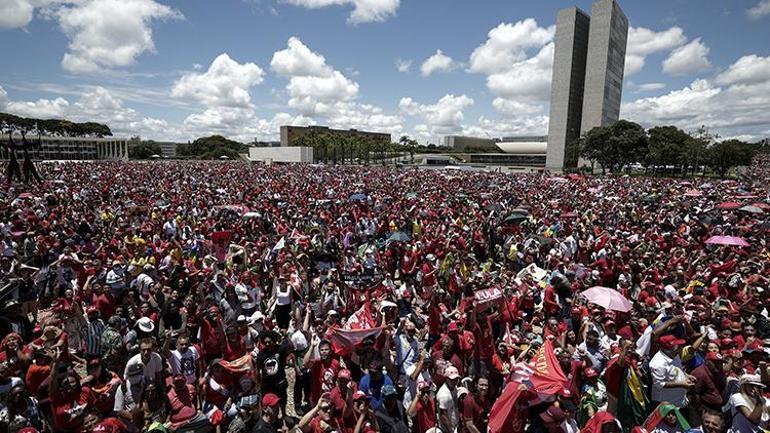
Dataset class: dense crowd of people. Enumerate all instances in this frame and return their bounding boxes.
[0,156,769,433]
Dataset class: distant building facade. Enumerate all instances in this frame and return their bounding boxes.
[153,141,182,157]
[280,126,391,147]
[442,135,499,151]
[0,135,129,160]
[546,0,628,170]
[248,146,313,163]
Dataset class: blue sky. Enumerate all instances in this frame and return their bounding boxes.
[1,0,769,144]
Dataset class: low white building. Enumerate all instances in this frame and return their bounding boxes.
[248,146,313,163]
[0,134,129,160]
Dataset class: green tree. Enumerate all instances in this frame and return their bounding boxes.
[708,139,754,178]
[129,141,162,159]
[579,126,612,174]
[647,126,689,174]
[178,135,246,159]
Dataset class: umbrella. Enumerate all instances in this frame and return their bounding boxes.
[739,205,764,214]
[406,192,418,199]
[388,232,411,242]
[704,236,750,247]
[501,214,527,225]
[150,154,161,159]
[751,202,770,210]
[716,201,742,210]
[580,286,632,312]
[349,193,367,201]
[219,155,230,160]
[562,212,579,219]
[510,207,529,215]
[16,192,34,199]
[683,189,702,197]
[242,212,262,219]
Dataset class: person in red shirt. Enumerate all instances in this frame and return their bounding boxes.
[347,391,377,433]
[223,325,247,361]
[431,338,464,389]
[167,374,211,431]
[298,393,343,433]
[49,351,97,433]
[328,368,355,418]
[0,332,32,377]
[406,381,436,433]
[461,376,490,433]
[305,339,341,403]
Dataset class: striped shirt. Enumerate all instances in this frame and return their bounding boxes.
[82,318,106,356]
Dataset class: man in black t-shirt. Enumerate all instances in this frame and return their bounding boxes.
[255,331,290,411]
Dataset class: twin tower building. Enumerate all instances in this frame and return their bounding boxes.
[545,0,628,170]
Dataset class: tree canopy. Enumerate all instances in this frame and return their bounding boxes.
[580,120,761,177]
[129,141,162,160]
[0,112,112,137]
[177,135,247,160]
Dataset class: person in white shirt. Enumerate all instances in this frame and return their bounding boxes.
[649,334,695,408]
[436,366,460,433]
[726,374,770,433]
[166,334,200,384]
[124,338,163,385]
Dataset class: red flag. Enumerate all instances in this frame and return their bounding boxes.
[488,382,528,433]
[511,340,568,395]
[345,301,376,330]
[328,326,384,355]
[218,354,254,374]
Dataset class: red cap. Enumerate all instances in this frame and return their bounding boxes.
[659,334,686,350]
[353,390,371,401]
[18,428,39,433]
[338,369,352,380]
[584,367,599,378]
[706,351,724,361]
[448,322,458,332]
[262,393,280,407]
[86,305,99,314]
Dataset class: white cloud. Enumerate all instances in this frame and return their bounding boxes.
[395,58,411,73]
[281,0,399,24]
[399,94,473,135]
[462,115,548,139]
[715,54,770,86]
[171,54,265,108]
[623,54,770,138]
[0,86,8,109]
[747,0,770,19]
[0,84,175,139]
[271,36,331,77]
[0,0,36,29]
[420,50,456,77]
[269,36,399,135]
[6,97,71,119]
[270,37,360,117]
[57,0,182,73]
[624,26,687,76]
[491,98,540,116]
[637,83,666,92]
[486,42,554,103]
[468,19,554,75]
[662,38,711,76]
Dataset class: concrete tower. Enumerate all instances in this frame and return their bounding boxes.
[546,0,628,170]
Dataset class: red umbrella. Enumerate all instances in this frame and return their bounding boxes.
[751,202,770,210]
[17,192,34,199]
[716,201,742,209]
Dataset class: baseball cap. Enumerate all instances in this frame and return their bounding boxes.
[262,393,280,407]
[382,385,398,397]
[353,390,371,401]
[706,352,724,362]
[445,366,460,380]
[658,334,686,350]
[540,406,566,424]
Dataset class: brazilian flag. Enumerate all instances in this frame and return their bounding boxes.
[617,367,650,432]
